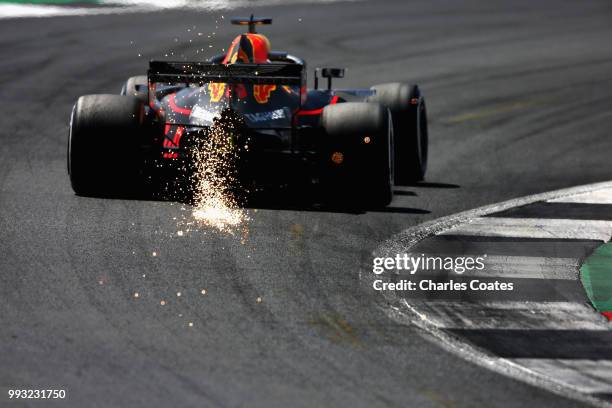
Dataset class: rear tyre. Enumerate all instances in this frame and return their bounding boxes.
[321,102,393,208]
[368,83,428,184]
[68,94,144,196]
[120,75,148,103]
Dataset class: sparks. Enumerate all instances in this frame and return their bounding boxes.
[189,111,249,234]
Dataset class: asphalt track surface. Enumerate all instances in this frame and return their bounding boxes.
[1,1,612,407]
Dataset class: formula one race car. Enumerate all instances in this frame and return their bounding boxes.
[68,15,428,207]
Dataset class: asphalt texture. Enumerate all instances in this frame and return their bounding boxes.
[1,0,612,407]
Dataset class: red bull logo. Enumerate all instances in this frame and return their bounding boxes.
[253,84,276,104]
[208,82,226,102]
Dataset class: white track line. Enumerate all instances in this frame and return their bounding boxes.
[516,359,612,394]
[476,255,579,280]
[402,255,580,280]
[441,217,612,241]
[549,189,612,204]
[408,300,609,330]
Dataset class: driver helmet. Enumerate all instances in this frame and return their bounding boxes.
[223,33,271,64]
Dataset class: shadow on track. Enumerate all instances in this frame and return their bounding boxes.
[74,182,433,216]
[407,182,460,189]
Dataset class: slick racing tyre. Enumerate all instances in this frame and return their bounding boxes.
[368,83,428,184]
[321,102,393,208]
[68,94,144,196]
[120,75,148,103]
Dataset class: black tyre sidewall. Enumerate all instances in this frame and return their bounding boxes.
[369,82,428,184]
[68,94,143,196]
[321,102,393,208]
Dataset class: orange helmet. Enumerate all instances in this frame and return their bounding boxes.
[223,33,271,64]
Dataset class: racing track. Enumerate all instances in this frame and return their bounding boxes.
[1,1,612,407]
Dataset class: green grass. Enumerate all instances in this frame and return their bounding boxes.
[580,242,612,311]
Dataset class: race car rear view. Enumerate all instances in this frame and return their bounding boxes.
[67,15,428,208]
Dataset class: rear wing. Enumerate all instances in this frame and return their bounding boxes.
[147,60,307,105]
